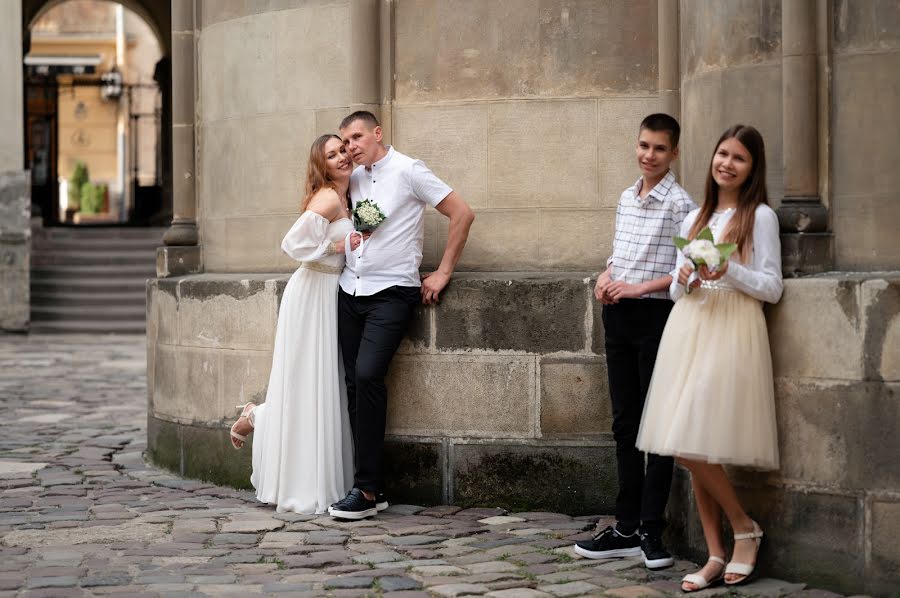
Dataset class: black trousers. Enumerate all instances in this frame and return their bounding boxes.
[338,285,419,493]
[602,298,674,535]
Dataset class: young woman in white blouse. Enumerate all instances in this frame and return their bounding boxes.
[228,134,365,514]
[635,125,783,591]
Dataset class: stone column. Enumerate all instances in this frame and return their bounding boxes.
[158,0,201,277]
[658,0,679,122]
[777,0,833,276]
[349,0,386,138]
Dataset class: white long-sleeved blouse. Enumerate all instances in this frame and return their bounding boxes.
[280,211,350,265]
[670,204,783,304]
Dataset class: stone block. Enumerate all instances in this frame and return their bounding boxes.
[274,4,351,111]
[833,0,900,52]
[434,274,589,352]
[152,345,222,423]
[538,209,615,271]
[0,171,30,233]
[680,1,781,78]
[386,354,535,438]
[767,277,864,381]
[394,104,488,209]
[394,0,656,102]
[597,97,663,209]
[448,210,541,271]
[540,357,611,438]
[383,438,445,506]
[157,246,202,278]
[176,275,278,350]
[869,500,900,594]
[774,379,899,491]
[833,194,900,271]
[488,100,598,209]
[452,442,617,515]
[861,277,900,381]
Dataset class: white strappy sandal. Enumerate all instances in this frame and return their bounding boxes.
[229,402,256,450]
[681,556,725,592]
[725,520,764,585]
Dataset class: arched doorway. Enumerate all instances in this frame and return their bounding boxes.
[18,0,173,333]
[23,0,172,227]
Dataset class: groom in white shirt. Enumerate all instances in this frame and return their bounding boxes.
[328,111,475,519]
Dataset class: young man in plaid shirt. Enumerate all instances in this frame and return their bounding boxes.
[575,114,696,569]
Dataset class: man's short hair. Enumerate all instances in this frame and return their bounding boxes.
[340,110,380,130]
[640,113,680,148]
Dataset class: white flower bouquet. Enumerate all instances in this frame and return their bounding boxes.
[673,227,737,293]
[352,198,386,232]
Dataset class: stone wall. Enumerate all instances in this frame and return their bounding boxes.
[0,172,30,332]
[145,273,900,594]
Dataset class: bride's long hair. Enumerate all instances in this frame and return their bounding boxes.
[300,134,348,212]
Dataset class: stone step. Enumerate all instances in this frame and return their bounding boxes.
[31,238,163,252]
[31,277,149,294]
[27,319,146,334]
[31,304,146,322]
[32,226,167,240]
[31,250,157,267]
[30,290,147,307]
[31,264,155,280]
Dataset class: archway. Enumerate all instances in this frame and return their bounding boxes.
[22,0,171,227]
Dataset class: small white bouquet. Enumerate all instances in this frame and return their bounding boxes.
[673,227,737,294]
[352,198,386,232]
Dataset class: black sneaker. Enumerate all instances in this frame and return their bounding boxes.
[640,531,674,569]
[375,493,389,512]
[328,488,377,520]
[574,526,641,559]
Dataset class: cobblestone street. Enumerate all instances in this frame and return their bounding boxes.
[0,335,843,597]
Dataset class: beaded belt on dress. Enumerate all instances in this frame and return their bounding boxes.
[699,280,737,292]
[300,261,342,275]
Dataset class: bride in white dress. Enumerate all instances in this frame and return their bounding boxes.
[229,134,362,514]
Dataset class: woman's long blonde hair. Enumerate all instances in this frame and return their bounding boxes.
[300,134,348,212]
[688,124,769,262]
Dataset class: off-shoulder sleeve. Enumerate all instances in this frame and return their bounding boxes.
[722,205,784,304]
[669,209,699,302]
[281,211,335,262]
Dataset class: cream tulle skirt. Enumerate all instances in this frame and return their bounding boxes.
[636,286,779,470]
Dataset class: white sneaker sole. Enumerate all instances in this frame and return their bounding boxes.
[376,501,388,512]
[328,506,377,520]
[642,550,674,569]
[574,545,641,560]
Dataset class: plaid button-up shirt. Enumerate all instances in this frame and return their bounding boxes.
[608,171,696,300]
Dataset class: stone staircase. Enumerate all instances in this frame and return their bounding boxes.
[30,226,165,333]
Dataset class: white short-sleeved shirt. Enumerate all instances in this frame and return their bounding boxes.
[340,146,452,296]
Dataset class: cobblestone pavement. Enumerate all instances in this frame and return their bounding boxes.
[0,335,843,598]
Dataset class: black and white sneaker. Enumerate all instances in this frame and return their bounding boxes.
[574,526,641,559]
[375,493,389,512]
[640,531,674,569]
[328,488,377,520]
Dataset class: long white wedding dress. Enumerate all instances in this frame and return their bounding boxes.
[250,211,355,513]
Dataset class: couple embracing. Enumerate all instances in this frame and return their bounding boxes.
[229,111,475,519]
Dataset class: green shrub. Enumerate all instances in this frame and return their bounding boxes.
[79,182,106,214]
[68,161,89,210]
